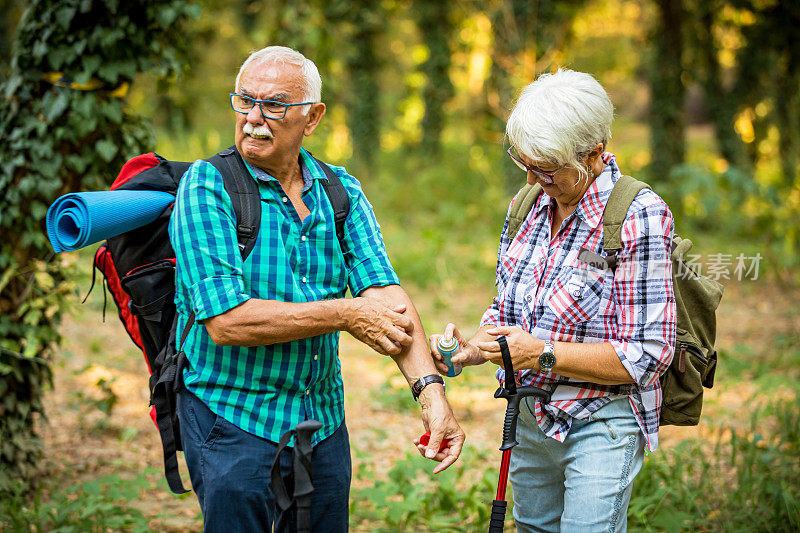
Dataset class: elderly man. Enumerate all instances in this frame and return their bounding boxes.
[168,46,464,531]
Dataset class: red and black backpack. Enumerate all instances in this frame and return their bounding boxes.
[91,146,350,493]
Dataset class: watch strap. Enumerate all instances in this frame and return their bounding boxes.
[411,374,445,401]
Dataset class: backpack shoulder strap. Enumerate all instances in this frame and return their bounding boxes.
[602,174,650,269]
[309,155,350,249]
[507,183,543,241]
[206,146,262,261]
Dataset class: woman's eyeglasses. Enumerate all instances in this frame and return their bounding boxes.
[507,148,567,184]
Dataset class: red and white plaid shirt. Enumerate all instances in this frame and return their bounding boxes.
[481,153,676,451]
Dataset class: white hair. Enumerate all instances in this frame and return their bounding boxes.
[506,68,614,183]
[234,46,322,114]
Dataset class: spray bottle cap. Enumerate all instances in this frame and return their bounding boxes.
[438,335,458,351]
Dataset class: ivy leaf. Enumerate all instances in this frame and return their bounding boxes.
[48,47,71,70]
[55,6,77,29]
[4,75,22,99]
[97,62,119,83]
[66,154,88,173]
[95,139,118,162]
[156,6,178,28]
[185,3,202,19]
[104,102,123,124]
[116,60,137,80]
[46,91,70,122]
[80,55,101,77]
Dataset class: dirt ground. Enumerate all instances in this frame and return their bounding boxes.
[41,275,798,531]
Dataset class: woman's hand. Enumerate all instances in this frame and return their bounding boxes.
[477,325,545,370]
[429,323,486,373]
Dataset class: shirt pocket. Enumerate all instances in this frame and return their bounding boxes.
[547,265,606,325]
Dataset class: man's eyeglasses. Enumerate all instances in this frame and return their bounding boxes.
[230,93,315,120]
[507,148,567,185]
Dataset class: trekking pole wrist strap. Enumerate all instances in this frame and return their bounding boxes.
[497,336,516,395]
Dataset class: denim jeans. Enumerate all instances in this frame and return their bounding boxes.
[177,389,351,532]
[510,398,644,533]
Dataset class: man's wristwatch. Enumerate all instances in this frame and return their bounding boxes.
[538,340,556,372]
[411,374,445,401]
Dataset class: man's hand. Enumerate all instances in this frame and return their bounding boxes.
[344,297,414,355]
[412,385,465,474]
[476,325,544,370]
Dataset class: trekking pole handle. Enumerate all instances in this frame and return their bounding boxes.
[494,385,551,451]
[494,335,551,451]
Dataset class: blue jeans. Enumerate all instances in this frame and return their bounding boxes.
[510,398,644,533]
[177,389,351,532]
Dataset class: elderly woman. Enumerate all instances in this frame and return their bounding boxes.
[430,69,676,532]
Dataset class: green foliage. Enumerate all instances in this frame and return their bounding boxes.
[0,471,152,532]
[630,394,800,532]
[356,394,800,533]
[0,0,197,493]
[367,143,506,289]
[373,380,418,414]
[0,349,52,494]
[351,446,502,531]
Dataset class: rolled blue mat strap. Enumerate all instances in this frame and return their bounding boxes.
[47,190,175,253]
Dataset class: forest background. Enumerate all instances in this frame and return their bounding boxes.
[1,0,798,531]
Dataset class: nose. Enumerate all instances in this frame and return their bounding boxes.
[246,104,263,123]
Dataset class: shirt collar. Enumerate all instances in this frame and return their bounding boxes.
[243,147,322,192]
[574,152,618,229]
[532,152,620,229]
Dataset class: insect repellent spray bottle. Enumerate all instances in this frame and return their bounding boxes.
[437,335,462,377]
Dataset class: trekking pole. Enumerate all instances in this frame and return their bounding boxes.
[488,336,551,533]
[271,419,323,533]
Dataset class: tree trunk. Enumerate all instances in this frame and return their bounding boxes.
[415,0,454,156]
[648,0,686,174]
[344,0,384,175]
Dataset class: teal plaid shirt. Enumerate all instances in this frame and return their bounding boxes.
[168,147,399,446]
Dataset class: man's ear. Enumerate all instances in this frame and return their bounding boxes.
[303,103,326,136]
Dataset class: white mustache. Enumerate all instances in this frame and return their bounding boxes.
[243,122,273,139]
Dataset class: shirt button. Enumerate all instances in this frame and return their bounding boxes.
[282,196,288,203]
[526,295,533,302]
[302,276,307,283]
[305,389,310,396]
[301,235,307,242]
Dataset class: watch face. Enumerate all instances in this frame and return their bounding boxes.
[539,351,556,370]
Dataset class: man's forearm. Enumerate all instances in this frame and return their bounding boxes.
[360,285,439,387]
[204,298,351,347]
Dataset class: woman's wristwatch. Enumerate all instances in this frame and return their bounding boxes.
[411,374,445,401]
[538,340,556,372]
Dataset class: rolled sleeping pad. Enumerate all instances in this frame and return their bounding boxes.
[46,190,175,253]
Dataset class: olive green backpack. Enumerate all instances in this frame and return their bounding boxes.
[507,175,723,426]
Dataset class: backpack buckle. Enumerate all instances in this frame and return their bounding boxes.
[237,225,256,239]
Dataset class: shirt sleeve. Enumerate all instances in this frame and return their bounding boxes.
[608,200,677,388]
[335,170,400,296]
[168,160,251,321]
